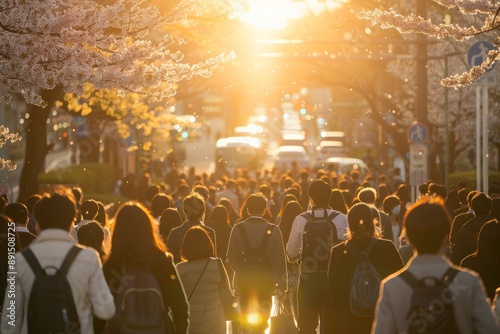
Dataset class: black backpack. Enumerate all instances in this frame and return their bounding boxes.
[300,209,340,273]
[236,223,275,294]
[22,245,82,334]
[105,266,173,334]
[400,267,460,334]
[346,239,381,317]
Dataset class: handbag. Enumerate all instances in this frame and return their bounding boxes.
[270,298,298,334]
[216,258,239,321]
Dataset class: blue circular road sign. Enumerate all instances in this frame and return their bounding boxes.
[468,41,496,70]
[408,123,428,144]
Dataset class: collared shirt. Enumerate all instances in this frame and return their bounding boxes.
[14,226,29,233]
[0,229,115,334]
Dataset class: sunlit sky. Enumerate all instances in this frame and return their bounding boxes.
[239,0,342,30]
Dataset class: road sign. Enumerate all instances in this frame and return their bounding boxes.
[408,123,428,144]
[409,144,428,186]
[468,41,496,70]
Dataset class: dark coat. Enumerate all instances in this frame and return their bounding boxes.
[451,215,493,265]
[325,238,404,334]
[449,211,474,246]
[167,220,217,264]
[461,255,500,301]
[17,230,37,249]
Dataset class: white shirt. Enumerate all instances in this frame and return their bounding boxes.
[0,229,115,334]
[286,209,348,261]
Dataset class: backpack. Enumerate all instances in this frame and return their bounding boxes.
[236,223,275,294]
[346,239,381,317]
[399,267,460,334]
[105,266,173,334]
[300,209,340,273]
[22,245,82,334]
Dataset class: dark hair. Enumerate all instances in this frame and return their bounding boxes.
[467,190,480,206]
[329,189,348,214]
[445,189,460,213]
[95,201,108,228]
[71,187,83,204]
[457,188,470,205]
[181,226,214,261]
[383,195,401,215]
[278,194,298,217]
[81,199,99,220]
[218,198,239,226]
[491,198,500,221]
[206,205,230,230]
[144,185,160,204]
[404,197,450,254]
[472,220,500,264]
[25,194,42,213]
[308,179,332,207]
[77,221,105,260]
[109,202,166,268]
[375,183,389,208]
[193,185,209,200]
[278,201,303,245]
[428,183,447,200]
[471,193,492,216]
[4,203,28,225]
[347,203,376,240]
[151,193,172,217]
[246,193,267,216]
[396,184,411,203]
[358,187,376,205]
[34,189,76,231]
[183,192,205,221]
[418,183,429,196]
[159,208,183,242]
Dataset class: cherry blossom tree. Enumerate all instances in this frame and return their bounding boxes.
[0,126,21,171]
[358,0,500,87]
[0,0,232,201]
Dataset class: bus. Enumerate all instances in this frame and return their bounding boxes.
[215,136,264,172]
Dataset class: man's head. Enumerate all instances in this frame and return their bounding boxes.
[457,188,470,206]
[358,187,377,205]
[245,193,267,217]
[307,179,332,208]
[34,189,76,231]
[183,192,205,221]
[193,185,209,201]
[4,203,28,226]
[404,197,450,255]
[471,193,492,216]
[151,193,172,218]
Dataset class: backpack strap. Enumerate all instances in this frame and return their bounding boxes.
[399,269,419,288]
[22,245,81,277]
[59,246,82,277]
[22,248,45,278]
[441,267,460,284]
[188,258,211,301]
[239,223,273,253]
[346,239,377,261]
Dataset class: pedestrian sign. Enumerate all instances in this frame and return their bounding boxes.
[468,41,496,70]
[409,144,428,187]
[408,123,428,144]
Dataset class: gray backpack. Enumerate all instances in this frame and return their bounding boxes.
[346,239,381,317]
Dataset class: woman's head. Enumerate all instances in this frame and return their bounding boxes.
[278,194,298,216]
[181,226,214,261]
[159,208,183,240]
[111,202,166,264]
[207,205,229,227]
[347,203,376,240]
[329,189,348,214]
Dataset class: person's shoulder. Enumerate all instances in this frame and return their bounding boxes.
[374,238,396,249]
[331,240,348,253]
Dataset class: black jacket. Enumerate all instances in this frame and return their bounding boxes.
[167,220,217,264]
[451,215,493,265]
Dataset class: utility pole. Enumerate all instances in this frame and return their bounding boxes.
[416,0,428,127]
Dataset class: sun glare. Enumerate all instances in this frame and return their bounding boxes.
[239,0,342,30]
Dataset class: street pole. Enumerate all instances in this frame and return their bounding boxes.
[444,56,449,188]
[476,86,481,191]
[482,86,489,191]
[416,0,428,127]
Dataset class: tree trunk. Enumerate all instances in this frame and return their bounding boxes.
[17,89,61,202]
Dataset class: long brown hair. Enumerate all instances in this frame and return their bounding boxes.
[109,202,167,268]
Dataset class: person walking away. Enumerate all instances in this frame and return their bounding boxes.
[0,189,115,334]
[461,220,500,301]
[167,192,217,264]
[4,202,37,249]
[372,197,498,334]
[325,203,403,334]
[227,193,287,334]
[286,179,344,334]
[102,202,188,333]
[177,226,230,334]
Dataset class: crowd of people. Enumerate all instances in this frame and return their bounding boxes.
[0,165,499,333]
